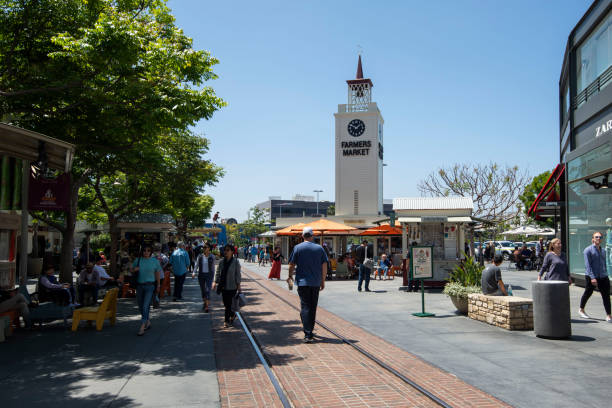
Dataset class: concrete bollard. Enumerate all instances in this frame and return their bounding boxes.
[532,280,571,339]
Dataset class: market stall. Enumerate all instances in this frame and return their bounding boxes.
[0,123,75,287]
[393,197,475,283]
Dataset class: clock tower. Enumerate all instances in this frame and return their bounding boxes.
[334,56,384,217]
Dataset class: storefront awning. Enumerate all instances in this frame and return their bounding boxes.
[397,217,421,223]
[397,216,473,223]
[528,164,565,217]
[0,123,75,172]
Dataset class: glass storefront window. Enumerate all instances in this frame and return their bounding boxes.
[576,11,612,95]
[567,142,610,181]
[567,180,612,277]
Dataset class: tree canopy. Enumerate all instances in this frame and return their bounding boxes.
[518,171,555,227]
[418,162,529,224]
[0,0,225,279]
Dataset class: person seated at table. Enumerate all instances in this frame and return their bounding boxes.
[518,245,532,270]
[376,254,392,280]
[39,265,77,306]
[335,255,350,279]
[512,246,521,268]
[0,288,32,328]
[78,263,100,305]
[93,255,116,288]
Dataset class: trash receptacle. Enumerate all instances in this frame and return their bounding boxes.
[532,280,571,339]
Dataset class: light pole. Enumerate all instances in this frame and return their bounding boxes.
[313,189,323,215]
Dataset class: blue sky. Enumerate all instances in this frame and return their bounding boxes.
[168,0,592,222]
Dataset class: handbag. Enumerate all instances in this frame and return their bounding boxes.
[363,258,374,269]
[232,292,246,312]
[130,257,141,286]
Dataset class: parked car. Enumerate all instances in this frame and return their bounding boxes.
[484,241,515,260]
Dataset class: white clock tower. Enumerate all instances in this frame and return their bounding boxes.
[334,56,384,217]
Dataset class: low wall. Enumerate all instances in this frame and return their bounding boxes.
[468,293,533,330]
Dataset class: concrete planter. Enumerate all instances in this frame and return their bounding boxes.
[449,294,469,314]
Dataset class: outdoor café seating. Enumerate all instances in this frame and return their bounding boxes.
[72,288,118,332]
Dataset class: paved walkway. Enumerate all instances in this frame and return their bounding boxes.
[215,262,507,407]
[0,278,219,408]
[244,259,612,408]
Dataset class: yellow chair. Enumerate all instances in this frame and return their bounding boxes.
[72,288,118,331]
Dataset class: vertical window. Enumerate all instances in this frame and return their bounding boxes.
[576,11,612,97]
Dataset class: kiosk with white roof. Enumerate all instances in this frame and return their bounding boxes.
[393,197,475,284]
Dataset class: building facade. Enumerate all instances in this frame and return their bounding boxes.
[256,198,333,223]
[560,0,612,281]
[334,56,384,216]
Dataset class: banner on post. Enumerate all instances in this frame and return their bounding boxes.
[28,173,70,212]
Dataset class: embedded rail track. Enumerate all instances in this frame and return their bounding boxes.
[236,269,453,408]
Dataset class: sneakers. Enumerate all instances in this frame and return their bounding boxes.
[303,336,314,344]
[578,310,591,319]
[606,317,612,323]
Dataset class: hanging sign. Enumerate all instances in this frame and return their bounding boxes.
[28,173,70,211]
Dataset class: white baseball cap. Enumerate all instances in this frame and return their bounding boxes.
[302,227,314,237]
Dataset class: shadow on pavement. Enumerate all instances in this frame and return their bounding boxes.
[0,279,217,408]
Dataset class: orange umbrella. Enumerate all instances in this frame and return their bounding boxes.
[275,222,306,236]
[360,224,403,236]
[288,219,358,236]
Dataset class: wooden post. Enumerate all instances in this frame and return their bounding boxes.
[19,161,29,286]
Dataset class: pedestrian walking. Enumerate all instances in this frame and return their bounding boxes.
[131,245,162,336]
[268,247,284,279]
[170,241,190,301]
[212,211,220,227]
[213,244,241,328]
[578,232,611,321]
[355,240,373,292]
[287,227,328,343]
[538,238,571,283]
[193,244,215,312]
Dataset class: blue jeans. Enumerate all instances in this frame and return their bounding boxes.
[198,273,213,300]
[297,286,320,337]
[358,264,371,291]
[137,283,155,324]
[173,274,186,299]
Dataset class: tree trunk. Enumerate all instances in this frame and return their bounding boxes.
[108,217,119,277]
[59,181,79,283]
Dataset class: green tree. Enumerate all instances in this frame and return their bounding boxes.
[326,204,335,216]
[0,0,225,280]
[158,131,223,238]
[227,207,269,246]
[518,171,555,227]
[418,162,529,226]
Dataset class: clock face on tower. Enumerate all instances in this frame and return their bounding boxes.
[347,119,365,137]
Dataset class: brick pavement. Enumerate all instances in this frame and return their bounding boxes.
[212,265,511,408]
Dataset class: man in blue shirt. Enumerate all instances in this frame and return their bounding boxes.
[579,231,611,322]
[287,227,328,343]
[170,242,190,301]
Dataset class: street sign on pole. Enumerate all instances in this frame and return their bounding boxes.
[410,246,435,317]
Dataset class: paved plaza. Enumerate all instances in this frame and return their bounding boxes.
[0,279,220,408]
[245,260,612,408]
[2,260,611,407]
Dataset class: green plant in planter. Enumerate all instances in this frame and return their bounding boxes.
[444,253,484,304]
[447,253,484,287]
[443,282,481,298]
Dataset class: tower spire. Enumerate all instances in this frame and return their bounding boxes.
[356,55,364,79]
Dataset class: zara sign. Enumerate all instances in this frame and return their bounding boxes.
[595,119,612,138]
